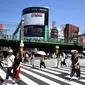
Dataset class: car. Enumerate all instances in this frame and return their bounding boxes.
[78,53,85,58]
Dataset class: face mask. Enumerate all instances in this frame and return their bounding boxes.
[9,53,12,55]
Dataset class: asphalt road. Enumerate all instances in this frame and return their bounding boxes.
[0,59,85,85]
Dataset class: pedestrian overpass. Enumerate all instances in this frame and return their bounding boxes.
[0,20,84,52]
[0,36,83,53]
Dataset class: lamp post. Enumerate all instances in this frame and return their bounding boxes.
[20,18,24,57]
[55,46,59,56]
[20,18,24,40]
[20,40,24,57]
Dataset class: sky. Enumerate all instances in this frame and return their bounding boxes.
[0,0,85,34]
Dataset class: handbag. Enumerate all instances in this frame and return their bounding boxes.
[75,65,80,69]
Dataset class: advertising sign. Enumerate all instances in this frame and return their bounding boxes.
[71,25,79,33]
[24,25,45,37]
[23,13,45,25]
[0,24,2,30]
[83,36,85,48]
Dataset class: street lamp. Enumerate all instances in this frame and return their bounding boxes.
[20,17,24,57]
[55,46,59,56]
[20,17,24,40]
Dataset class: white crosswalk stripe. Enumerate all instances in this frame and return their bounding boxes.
[66,75,85,83]
[58,67,85,78]
[0,68,18,85]
[60,66,85,75]
[0,64,85,85]
[22,65,82,85]
[21,68,61,85]
[19,73,39,85]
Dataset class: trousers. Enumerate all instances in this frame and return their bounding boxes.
[70,66,80,77]
[6,67,12,80]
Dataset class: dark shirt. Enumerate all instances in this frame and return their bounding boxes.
[13,57,22,68]
[71,55,79,66]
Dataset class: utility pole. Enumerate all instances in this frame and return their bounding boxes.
[20,18,24,57]
[20,18,24,40]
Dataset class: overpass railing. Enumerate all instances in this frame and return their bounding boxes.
[0,34,83,46]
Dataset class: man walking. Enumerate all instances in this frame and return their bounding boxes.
[2,49,15,85]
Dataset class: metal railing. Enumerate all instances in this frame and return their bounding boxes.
[0,34,83,46]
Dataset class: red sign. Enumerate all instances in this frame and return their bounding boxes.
[79,36,83,42]
[31,13,42,17]
[0,24,2,30]
[71,25,79,32]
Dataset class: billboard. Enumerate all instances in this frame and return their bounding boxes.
[71,25,79,33]
[0,24,2,30]
[79,36,83,43]
[24,25,44,37]
[23,13,45,25]
[83,36,85,48]
[22,7,49,37]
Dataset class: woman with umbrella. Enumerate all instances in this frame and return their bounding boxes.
[37,51,46,68]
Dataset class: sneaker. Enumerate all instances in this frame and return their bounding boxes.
[2,81,8,85]
[69,77,73,81]
[18,80,22,84]
[44,66,46,68]
[12,82,15,85]
[78,77,81,80]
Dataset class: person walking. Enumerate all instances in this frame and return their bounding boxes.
[12,52,22,85]
[24,53,28,63]
[61,53,64,67]
[61,52,67,67]
[40,55,46,68]
[31,53,35,68]
[70,50,81,80]
[2,49,15,85]
[0,53,3,69]
[57,53,62,68]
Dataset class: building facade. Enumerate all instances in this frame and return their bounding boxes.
[22,7,49,40]
[64,24,79,42]
[58,28,64,42]
[51,27,58,39]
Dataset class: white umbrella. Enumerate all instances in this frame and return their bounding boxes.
[36,51,46,56]
[71,49,78,53]
[82,51,85,53]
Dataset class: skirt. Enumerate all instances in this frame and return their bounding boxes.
[13,67,20,79]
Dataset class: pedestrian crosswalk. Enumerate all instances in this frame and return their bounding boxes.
[0,64,85,85]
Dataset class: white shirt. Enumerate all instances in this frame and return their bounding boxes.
[6,54,15,67]
[63,52,66,59]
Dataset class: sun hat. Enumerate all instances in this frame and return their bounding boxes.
[8,49,13,53]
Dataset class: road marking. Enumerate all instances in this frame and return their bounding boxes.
[22,65,82,85]
[20,73,39,85]
[21,68,61,85]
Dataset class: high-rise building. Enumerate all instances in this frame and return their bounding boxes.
[64,24,79,42]
[22,7,49,40]
[58,28,64,41]
[50,21,58,39]
[51,27,58,39]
